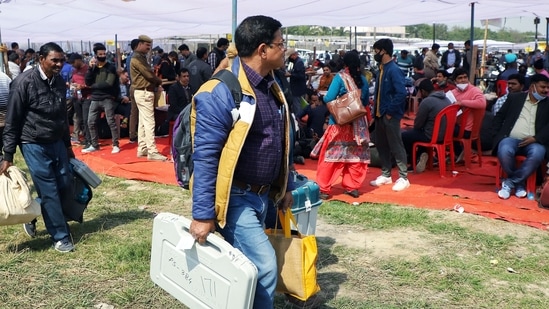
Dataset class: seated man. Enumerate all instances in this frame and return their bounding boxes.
[167,68,192,121]
[450,68,486,161]
[432,69,455,92]
[498,55,518,81]
[395,50,413,77]
[492,73,525,114]
[306,59,324,90]
[401,79,451,173]
[317,64,334,92]
[297,92,329,139]
[492,74,549,199]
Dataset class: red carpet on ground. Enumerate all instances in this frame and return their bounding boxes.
[76,137,549,231]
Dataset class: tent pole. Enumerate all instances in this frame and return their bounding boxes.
[480,20,488,80]
[349,27,351,50]
[546,18,549,46]
[432,23,435,44]
[0,45,5,74]
[469,2,475,82]
[231,0,237,39]
[534,17,540,51]
[354,26,357,50]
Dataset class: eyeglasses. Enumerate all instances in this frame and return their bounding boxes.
[270,40,286,49]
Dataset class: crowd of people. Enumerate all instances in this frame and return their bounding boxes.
[0,36,232,253]
[391,41,549,202]
[2,23,549,308]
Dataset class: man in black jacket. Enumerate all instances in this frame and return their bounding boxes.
[83,43,120,154]
[167,68,192,121]
[441,42,462,70]
[207,38,229,71]
[0,42,76,252]
[492,74,549,199]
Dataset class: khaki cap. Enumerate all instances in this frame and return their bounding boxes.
[285,48,297,58]
[138,35,152,43]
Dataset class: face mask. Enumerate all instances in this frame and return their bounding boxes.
[448,49,454,52]
[374,53,383,63]
[456,83,468,91]
[532,84,547,101]
[96,56,107,62]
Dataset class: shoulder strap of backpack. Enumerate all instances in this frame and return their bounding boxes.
[210,69,242,109]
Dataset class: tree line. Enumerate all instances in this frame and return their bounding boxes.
[284,24,537,43]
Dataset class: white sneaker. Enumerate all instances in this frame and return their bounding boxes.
[515,186,527,198]
[370,175,393,187]
[392,177,410,191]
[111,146,120,154]
[81,145,99,153]
[416,152,428,173]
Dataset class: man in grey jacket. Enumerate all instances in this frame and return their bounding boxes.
[188,47,212,94]
[401,78,451,173]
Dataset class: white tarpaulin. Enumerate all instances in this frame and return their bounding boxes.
[0,0,547,42]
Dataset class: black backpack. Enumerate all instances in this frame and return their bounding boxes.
[172,69,242,189]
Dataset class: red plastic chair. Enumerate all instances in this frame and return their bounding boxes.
[495,156,546,196]
[413,104,461,177]
[454,107,485,169]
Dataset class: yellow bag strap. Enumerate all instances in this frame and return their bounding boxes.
[277,209,298,239]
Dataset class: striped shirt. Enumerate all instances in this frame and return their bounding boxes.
[233,63,284,185]
[0,71,12,126]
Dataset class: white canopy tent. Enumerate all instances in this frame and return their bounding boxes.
[0,0,547,42]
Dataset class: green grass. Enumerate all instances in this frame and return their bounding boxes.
[2,156,549,308]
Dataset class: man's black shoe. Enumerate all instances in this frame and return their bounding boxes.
[23,220,37,238]
[294,156,305,165]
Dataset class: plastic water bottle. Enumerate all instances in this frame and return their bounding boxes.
[77,187,89,204]
[527,192,535,201]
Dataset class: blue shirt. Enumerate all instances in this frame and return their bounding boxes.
[233,63,284,185]
[125,52,133,81]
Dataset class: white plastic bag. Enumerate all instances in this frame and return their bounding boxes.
[0,166,41,226]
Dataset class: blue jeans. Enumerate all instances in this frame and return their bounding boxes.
[217,186,277,309]
[21,141,71,242]
[401,128,430,164]
[497,137,546,188]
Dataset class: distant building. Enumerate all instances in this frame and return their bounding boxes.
[356,26,406,38]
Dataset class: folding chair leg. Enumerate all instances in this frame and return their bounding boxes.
[463,142,472,169]
[437,145,446,177]
[476,139,483,167]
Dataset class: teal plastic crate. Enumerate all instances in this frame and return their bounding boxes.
[291,179,322,235]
